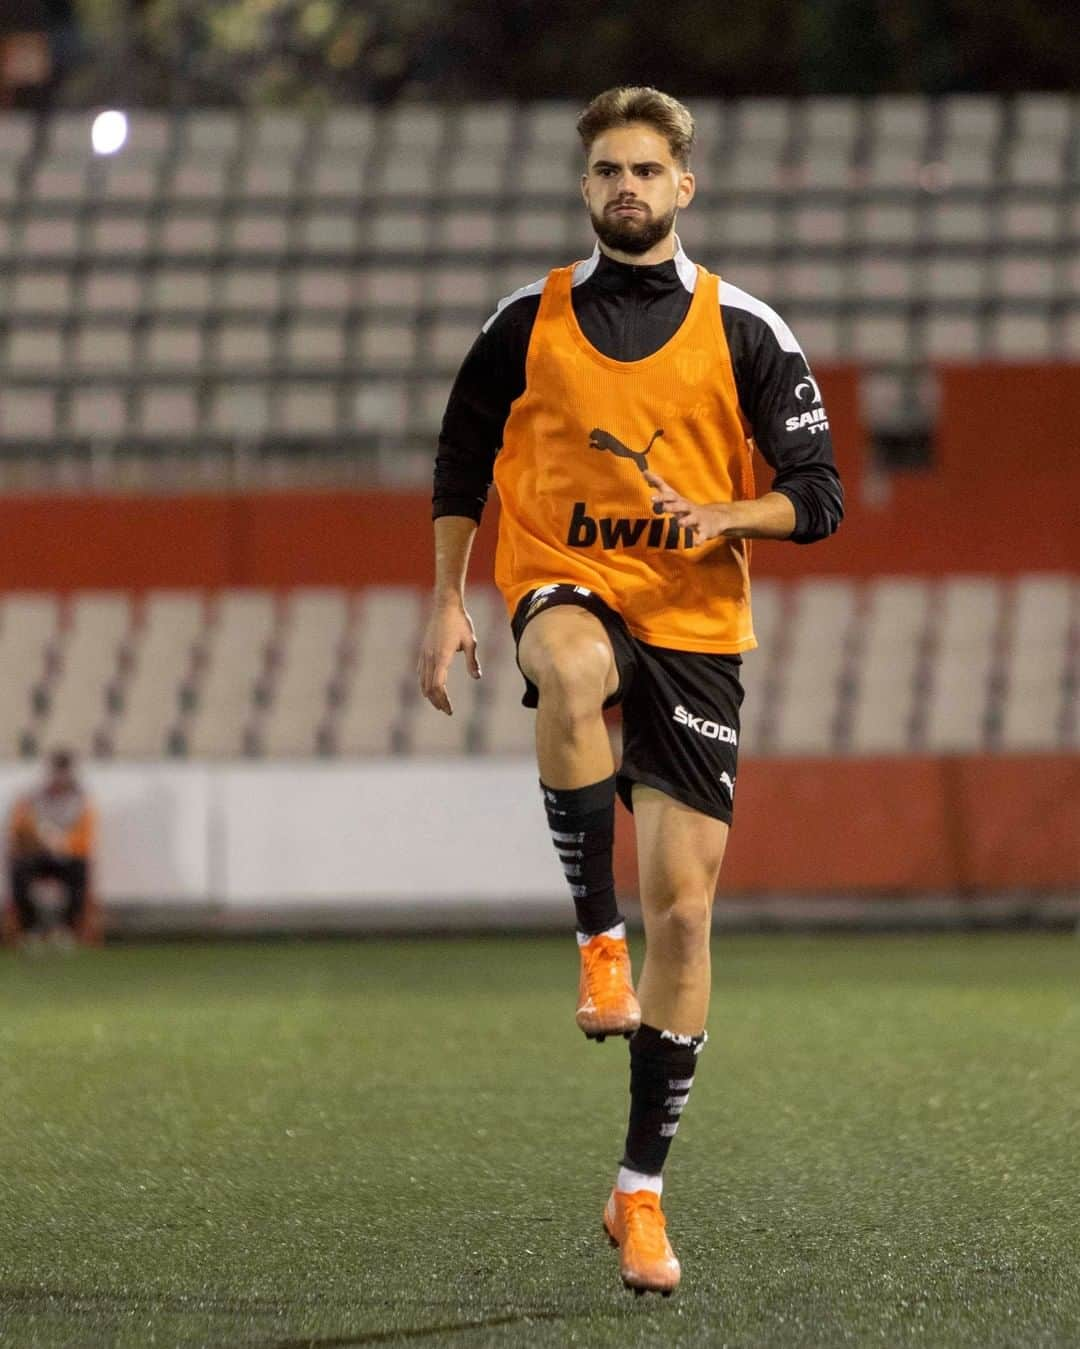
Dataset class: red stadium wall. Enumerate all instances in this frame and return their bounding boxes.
[614,757,1080,896]
[0,363,1076,591]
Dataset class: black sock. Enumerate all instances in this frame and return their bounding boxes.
[540,775,621,937]
[621,1024,707,1175]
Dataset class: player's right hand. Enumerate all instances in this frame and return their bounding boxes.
[417,599,481,716]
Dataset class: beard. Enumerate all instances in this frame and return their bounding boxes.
[590,200,677,255]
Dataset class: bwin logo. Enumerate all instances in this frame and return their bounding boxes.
[672,704,738,744]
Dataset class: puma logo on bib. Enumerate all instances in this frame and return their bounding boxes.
[588,427,664,476]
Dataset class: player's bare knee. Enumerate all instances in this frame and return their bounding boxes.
[652,892,712,963]
[525,629,613,719]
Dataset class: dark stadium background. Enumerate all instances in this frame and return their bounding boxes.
[0,5,1077,1347]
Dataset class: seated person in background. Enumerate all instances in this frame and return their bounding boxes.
[7,749,96,946]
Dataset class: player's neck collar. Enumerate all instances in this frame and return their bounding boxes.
[574,238,697,294]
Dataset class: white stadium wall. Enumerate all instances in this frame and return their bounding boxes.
[0,761,567,913]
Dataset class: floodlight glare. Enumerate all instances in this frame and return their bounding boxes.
[91,110,128,156]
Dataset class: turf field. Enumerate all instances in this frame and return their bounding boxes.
[1,933,1078,1348]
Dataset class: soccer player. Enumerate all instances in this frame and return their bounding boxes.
[6,748,96,949]
[418,87,843,1295]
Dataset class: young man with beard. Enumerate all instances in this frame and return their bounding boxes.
[418,87,843,1295]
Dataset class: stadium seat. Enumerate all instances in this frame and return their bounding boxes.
[771,580,856,755]
[209,386,271,438]
[868,96,930,147]
[11,269,72,315]
[298,209,360,254]
[112,591,205,758]
[69,388,128,438]
[236,160,298,203]
[259,589,348,756]
[922,579,1001,752]
[143,322,204,373]
[82,269,141,315]
[385,105,445,151]
[98,159,159,203]
[6,327,66,373]
[1004,142,1064,187]
[445,150,507,194]
[248,111,308,155]
[40,594,131,755]
[137,387,200,438]
[334,586,423,755]
[168,158,229,201]
[150,267,212,315]
[374,148,439,197]
[185,590,276,757]
[940,94,1002,146]
[181,111,242,157]
[72,322,135,373]
[437,207,499,253]
[998,575,1072,751]
[848,579,930,754]
[220,267,282,315]
[355,319,417,371]
[350,382,409,434]
[0,595,58,756]
[160,213,220,258]
[986,311,1053,359]
[283,319,346,370]
[0,389,57,440]
[278,385,339,436]
[16,215,80,260]
[88,213,153,257]
[28,158,89,204]
[927,200,991,245]
[214,322,274,372]
[998,198,1059,244]
[924,314,982,359]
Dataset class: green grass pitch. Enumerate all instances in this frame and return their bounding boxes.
[1,932,1078,1348]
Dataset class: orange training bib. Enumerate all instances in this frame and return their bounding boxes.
[493,262,757,653]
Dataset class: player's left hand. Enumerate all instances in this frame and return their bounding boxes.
[643,471,731,542]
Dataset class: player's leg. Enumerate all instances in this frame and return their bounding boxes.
[633,787,727,1034]
[515,591,640,1039]
[604,786,726,1295]
[9,856,43,942]
[58,858,88,935]
[518,604,618,789]
[604,645,740,1293]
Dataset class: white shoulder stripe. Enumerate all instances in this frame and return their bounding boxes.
[481,275,548,333]
[718,280,803,355]
[572,246,600,286]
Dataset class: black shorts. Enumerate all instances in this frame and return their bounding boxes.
[511,584,744,824]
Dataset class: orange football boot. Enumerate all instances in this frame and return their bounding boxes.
[603,1188,681,1296]
[576,931,641,1041]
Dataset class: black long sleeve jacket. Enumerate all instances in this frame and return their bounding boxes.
[433,243,843,544]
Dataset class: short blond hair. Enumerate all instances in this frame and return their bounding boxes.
[576,86,695,169]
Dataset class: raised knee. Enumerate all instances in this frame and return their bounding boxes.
[530,633,612,720]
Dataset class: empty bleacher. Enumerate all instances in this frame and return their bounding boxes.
[0,576,1073,761]
[0,95,1077,483]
